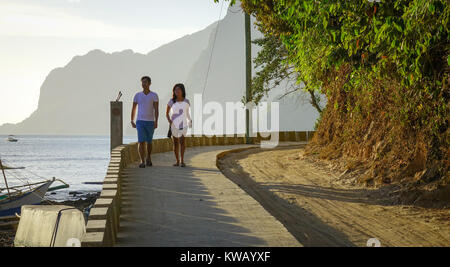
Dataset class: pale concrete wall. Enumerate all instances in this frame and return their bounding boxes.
[14,205,86,247]
[81,132,314,247]
[110,101,123,151]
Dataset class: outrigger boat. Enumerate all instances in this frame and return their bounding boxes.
[0,159,69,217]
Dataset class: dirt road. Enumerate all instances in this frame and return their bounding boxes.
[218,146,450,247]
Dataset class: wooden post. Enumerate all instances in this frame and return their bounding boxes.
[0,159,11,198]
[110,101,123,151]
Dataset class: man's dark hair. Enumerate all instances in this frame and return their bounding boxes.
[141,76,151,83]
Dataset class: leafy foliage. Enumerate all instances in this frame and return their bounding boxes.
[216,0,449,187]
[238,0,448,131]
[251,35,323,113]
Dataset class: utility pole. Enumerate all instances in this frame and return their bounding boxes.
[245,12,252,144]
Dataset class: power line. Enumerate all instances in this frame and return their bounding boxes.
[201,0,226,101]
[228,6,243,14]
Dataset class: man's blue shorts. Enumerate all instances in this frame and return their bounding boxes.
[136,120,155,143]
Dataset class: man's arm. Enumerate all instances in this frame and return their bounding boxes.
[131,102,138,128]
[153,101,159,129]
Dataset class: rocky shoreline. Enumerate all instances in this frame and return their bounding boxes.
[0,231,15,247]
[0,192,100,247]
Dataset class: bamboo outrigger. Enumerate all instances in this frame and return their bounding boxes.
[0,159,69,217]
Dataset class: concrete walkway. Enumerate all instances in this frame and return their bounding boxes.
[116,145,302,247]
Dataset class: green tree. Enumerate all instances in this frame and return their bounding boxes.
[216,0,449,186]
[251,35,323,114]
[219,0,448,138]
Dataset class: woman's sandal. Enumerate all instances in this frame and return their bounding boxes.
[139,163,146,168]
[180,163,186,168]
[146,160,153,167]
[173,163,180,167]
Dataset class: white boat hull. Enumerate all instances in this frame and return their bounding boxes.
[0,181,53,217]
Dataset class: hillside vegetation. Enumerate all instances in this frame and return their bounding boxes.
[227,0,449,205]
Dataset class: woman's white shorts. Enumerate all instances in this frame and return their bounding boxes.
[171,124,188,138]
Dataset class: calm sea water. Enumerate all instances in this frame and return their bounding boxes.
[0,135,161,201]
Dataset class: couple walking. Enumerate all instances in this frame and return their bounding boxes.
[131,76,192,169]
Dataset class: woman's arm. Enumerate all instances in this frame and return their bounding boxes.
[166,105,172,125]
[186,104,192,128]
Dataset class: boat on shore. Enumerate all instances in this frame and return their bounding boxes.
[0,159,69,217]
[0,180,54,217]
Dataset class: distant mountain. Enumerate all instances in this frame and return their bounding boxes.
[0,6,319,136]
[185,8,320,134]
[0,21,214,135]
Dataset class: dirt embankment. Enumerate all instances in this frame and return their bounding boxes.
[218,146,450,247]
[308,66,449,205]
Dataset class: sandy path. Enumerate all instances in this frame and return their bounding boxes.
[218,146,450,247]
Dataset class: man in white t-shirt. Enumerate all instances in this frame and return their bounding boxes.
[131,76,159,168]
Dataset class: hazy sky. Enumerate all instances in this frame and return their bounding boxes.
[0,0,229,125]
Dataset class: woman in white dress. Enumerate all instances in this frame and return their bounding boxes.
[166,83,192,167]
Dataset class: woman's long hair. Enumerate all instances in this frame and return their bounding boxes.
[172,83,186,103]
